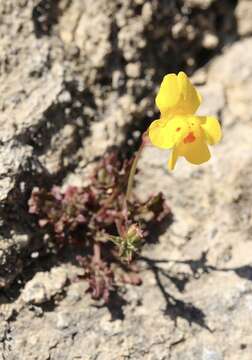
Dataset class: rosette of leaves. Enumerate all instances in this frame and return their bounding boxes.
[28,151,171,302]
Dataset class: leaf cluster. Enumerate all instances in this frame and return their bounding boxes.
[28,151,171,302]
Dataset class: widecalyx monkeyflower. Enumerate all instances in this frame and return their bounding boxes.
[148,72,222,170]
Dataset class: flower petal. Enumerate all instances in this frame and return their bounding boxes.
[148,116,189,149]
[177,72,202,115]
[200,116,222,145]
[182,139,211,165]
[155,74,180,117]
[148,119,175,149]
[155,72,202,117]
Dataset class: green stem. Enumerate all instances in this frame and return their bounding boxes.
[125,141,145,203]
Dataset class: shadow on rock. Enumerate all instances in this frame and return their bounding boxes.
[218,265,252,282]
[94,291,128,321]
[140,251,252,330]
[140,255,211,331]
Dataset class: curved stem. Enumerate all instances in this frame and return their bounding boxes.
[117,132,148,235]
[126,140,146,203]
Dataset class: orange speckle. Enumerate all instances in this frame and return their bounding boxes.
[184,132,196,144]
[176,127,181,132]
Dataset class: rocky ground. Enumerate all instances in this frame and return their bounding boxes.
[1,0,252,359]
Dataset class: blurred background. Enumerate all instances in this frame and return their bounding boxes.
[1,1,252,359]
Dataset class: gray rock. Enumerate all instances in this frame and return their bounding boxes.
[202,349,223,360]
[21,267,68,304]
[236,0,252,36]
[56,312,71,330]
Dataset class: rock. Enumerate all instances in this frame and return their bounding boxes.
[197,82,225,118]
[56,312,71,330]
[0,233,29,288]
[202,33,219,49]
[207,38,252,127]
[21,267,68,304]
[0,142,32,202]
[236,0,252,36]
[202,349,223,360]
[125,62,141,78]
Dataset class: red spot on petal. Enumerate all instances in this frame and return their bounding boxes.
[184,132,196,144]
[176,127,181,132]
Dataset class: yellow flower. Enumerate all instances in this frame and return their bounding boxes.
[148,72,222,170]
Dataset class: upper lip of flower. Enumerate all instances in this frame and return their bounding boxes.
[155,71,202,119]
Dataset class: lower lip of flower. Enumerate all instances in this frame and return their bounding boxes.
[183,132,196,144]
